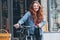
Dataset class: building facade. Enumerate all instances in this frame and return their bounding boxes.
[0,0,60,37]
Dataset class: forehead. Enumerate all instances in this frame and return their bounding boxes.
[33,3,38,5]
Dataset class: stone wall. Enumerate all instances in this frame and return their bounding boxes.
[41,0,48,32]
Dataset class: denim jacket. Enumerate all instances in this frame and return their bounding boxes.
[18,11,46,35]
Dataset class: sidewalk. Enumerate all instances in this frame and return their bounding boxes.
[43,32,60,40]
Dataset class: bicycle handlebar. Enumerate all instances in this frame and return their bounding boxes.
[20,25,32,29]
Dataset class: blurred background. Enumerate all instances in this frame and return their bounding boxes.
[0,0,60,40]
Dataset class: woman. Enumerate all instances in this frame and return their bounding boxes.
[14,1,46,40]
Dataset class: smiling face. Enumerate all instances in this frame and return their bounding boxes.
[33,3,39,12]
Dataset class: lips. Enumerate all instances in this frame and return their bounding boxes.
[35,8,38,11]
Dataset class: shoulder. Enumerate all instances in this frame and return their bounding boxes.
[25,11,31,16]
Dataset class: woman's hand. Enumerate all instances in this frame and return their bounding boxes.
[37,24,41,28]
[37,24,40,28]
[14,23,20,29]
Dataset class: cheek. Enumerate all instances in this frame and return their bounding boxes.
[33,7,39,11]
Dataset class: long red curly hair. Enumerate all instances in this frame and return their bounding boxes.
[29,1,43,25]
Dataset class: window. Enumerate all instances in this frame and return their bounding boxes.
[49,0,60,32]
